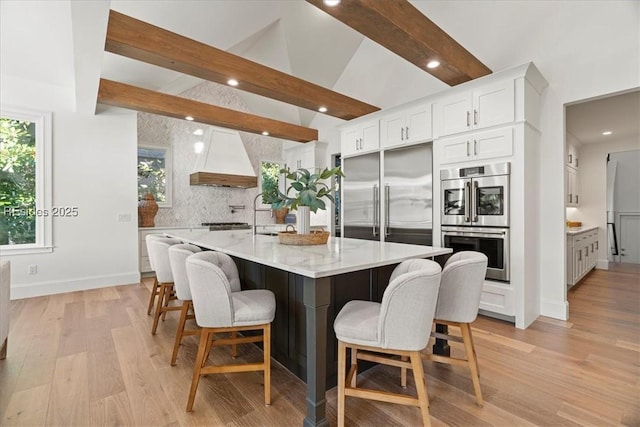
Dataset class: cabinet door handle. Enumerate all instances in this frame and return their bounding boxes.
[595,241,598,250]
[405,126,409,139]
[466,141,470,157]
[474,109,478,125]
[576,158,579,167]
[578,250,582,261]
[569,153,572,164]
[569,194,573,203]
[401,127,404,141]
[474,139,477,155]
[575,195,579,204]
[466,111,470,127]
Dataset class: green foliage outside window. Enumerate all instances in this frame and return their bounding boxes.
[0,117,36,245]
[261,161,281,204]
[138,148,166,202]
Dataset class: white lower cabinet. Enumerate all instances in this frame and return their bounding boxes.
[479,280,514,316]
[566,228,598,286]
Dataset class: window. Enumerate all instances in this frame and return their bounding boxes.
[137,145,172,208]
[0,107,52,254]
[260,160,284,206]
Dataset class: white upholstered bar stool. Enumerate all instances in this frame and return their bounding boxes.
[167,243,202,365]
[423,251,488,406]
[185,251,276,412]
[334,259,442,427]
[145,233,168,316]
[148,236,183,334]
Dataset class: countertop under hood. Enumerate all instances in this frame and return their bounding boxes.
[190,127,257,188]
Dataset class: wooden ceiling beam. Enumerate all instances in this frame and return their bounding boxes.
[306,0,491,86]
[104,10,379,121]
[97,79,318,143]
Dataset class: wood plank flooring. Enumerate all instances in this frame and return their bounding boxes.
[1,265,638,426]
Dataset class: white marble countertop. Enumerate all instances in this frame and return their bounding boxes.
[165,229,451,278]
[566,225,598,235]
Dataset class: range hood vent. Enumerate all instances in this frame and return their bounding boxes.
[190,127,257,188]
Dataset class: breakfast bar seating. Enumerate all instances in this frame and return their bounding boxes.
[165,229,451,426]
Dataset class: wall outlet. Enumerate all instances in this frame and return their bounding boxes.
[117,213,131,222]
[28,264,38,275]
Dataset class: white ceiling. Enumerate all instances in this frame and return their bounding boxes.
[1,0,638,142]
[566,90,640,145]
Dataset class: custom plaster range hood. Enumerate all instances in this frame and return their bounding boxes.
[190,127,258,188]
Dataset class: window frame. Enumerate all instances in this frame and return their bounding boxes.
[0,106,53,255]
[137,143,173,208]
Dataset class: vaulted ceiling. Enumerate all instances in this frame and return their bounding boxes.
[1,0,638,146]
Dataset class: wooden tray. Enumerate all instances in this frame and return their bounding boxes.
[278,226,330,245]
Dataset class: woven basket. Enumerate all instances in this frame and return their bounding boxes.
[278,225,330,246]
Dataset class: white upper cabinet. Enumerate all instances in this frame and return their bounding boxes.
[341,119,379,157]
[437,127,514,165]
[434,80,515,138]
[567,144,579,169]
[285,141,327,171]
[380,102,432,148]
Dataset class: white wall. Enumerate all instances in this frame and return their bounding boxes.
[1,78,139,298]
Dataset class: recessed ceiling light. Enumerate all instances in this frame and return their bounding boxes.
[262,131,269,136]
[194,141,204,154]
[227,79,239,86]
[193,129,204,136]
[318,106,328,113]
[426,60,440,69]
[323,0,341,6]
[602,131,613,136]
[185,116,194,121]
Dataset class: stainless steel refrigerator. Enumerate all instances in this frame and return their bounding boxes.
[342,142,433,245]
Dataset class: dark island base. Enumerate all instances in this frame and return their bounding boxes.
[233,256,398,388]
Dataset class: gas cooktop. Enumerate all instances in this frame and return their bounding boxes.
[201,222,251,231]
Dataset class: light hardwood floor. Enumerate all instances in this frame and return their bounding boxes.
[1,265,638,426]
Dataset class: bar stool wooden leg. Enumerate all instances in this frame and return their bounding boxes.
[147,277,159,315]
[231,331,238,358]
[337,340,347,427]
[187,328,210,412]
[152,284,168,335]
[461,323,483,406]
[171,300,191,365]
[411,350,431,426]
[263,324,271,406]
[400,356,408,388]
[350,347,358,387]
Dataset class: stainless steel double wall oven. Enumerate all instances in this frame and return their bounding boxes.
[441,162,510,282]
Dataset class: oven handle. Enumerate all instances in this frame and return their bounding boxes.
[443,231,506,238]
[472,180,479,223]
[464,181,471,223]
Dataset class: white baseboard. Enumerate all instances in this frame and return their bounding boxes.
[540,298,569,320]
[10,272,142,299]
[596,259,609,270]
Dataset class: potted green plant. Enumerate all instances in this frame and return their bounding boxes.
[271,166,345,234]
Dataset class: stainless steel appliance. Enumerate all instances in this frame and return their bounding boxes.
[342,143,433,245]
[441,162,510,227]
[441,226,509,282]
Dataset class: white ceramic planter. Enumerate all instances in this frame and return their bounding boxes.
[296,206,310,234]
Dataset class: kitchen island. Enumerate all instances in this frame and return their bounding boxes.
[165,229,451,427]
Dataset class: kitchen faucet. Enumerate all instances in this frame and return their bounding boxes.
[252,193,272,235]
